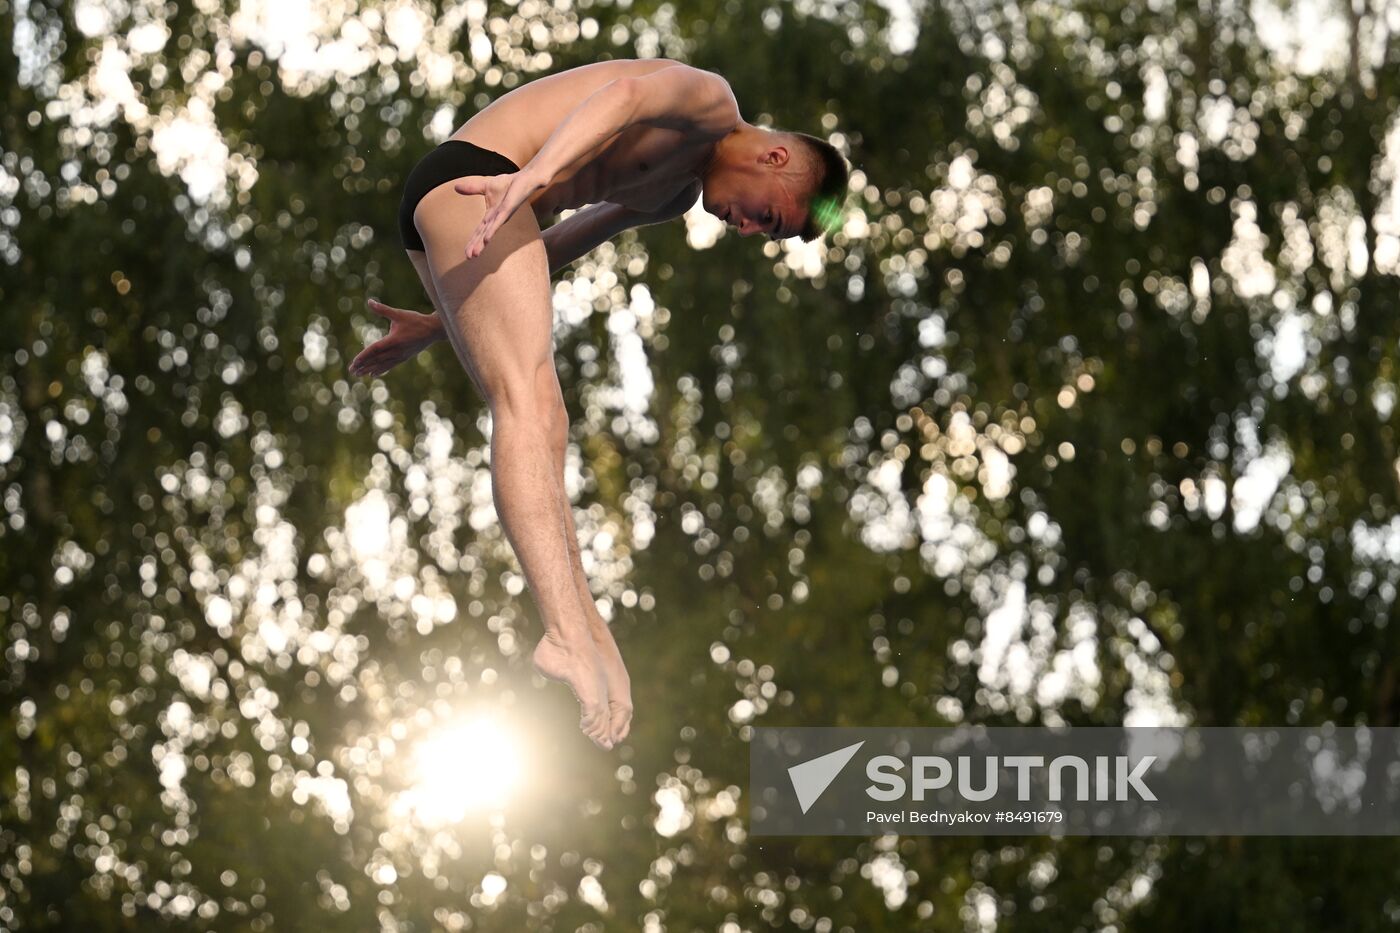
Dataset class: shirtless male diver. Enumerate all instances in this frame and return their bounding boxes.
[348,58,849,750]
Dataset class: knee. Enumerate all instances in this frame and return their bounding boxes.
[487,370,568,442]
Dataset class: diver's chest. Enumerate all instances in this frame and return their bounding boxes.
[599,128,701,212]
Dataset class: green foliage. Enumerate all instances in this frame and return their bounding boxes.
[1,0,1398,929]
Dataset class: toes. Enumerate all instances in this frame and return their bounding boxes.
[580,710,613,748]
[609,706,632,745]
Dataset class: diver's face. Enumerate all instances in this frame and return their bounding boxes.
[704,169,804,240]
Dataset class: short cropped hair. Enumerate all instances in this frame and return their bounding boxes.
[786,132,851,242]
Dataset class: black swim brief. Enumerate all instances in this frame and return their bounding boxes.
[398,139,522,251]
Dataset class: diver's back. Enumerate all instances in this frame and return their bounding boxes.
[452,59,684,169]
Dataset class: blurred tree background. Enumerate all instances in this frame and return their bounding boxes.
[3,0,1400,928]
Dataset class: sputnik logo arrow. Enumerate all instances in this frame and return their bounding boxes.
[787,741,865,814]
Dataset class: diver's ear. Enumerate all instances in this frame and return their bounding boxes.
[761,145,790,167]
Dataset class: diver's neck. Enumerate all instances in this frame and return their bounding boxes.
[696,121,763,182]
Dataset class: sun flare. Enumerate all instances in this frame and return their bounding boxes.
[401,716,525,823]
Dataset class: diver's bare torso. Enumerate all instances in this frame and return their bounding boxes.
[450,59,717,223]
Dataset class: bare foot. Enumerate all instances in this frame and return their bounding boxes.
[532,630,613,749]
[589,625,633,745]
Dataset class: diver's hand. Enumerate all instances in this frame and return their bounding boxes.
[454,169,546,260]
[349,298,445,377]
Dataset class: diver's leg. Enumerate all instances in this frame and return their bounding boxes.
[413,213,633,745]
[414,183,613,749]
[547,435,634,744]
[406,249,438,307]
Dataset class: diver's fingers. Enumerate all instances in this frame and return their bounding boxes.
[366,297,411,321]
[453,176,489,196]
